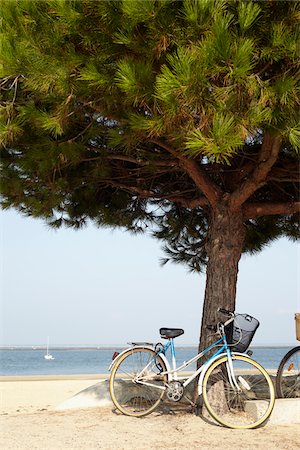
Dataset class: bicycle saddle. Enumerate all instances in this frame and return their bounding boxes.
[159,328,184,339]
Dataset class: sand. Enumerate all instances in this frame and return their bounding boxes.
[1,375,299,450]
[0,375,105,414]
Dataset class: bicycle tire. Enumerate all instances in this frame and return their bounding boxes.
[202,354,275,429]
[276,346,300,398]
[109,347,167,417]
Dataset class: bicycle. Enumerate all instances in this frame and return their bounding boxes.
[109,308,275,429]
[276,313,300,398]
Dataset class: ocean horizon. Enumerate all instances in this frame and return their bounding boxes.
[0,341,297,349]
[0,345,297,376]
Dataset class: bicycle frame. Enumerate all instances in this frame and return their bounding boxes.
[130,332,247,395]
[109,312,251,397]
[155,335,233,393]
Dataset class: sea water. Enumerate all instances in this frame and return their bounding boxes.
[0,346,293,376]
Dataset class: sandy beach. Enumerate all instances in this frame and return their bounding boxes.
[1,375,299,450]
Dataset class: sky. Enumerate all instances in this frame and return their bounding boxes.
[1,209,299,347]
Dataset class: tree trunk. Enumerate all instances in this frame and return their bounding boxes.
[193,201,246,409]
[198,201,246,355]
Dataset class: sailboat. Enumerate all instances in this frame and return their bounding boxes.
[44,337,55,360]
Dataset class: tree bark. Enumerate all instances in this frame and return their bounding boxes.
[194,200,246,408]
[198,200,246,355]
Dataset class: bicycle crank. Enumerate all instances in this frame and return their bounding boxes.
[166,381,184,402]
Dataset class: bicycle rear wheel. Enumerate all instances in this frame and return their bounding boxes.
[109,347,167,417]
[276,346,300,398]
[202,354,275,429]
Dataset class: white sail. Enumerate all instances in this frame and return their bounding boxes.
[44,337,55,360]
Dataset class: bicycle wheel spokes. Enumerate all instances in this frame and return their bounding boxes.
[277,347,300,398]
[202,355,275,429]
[109,348,167,417]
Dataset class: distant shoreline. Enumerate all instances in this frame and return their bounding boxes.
[0,344,296,350]
[1,346,294,377]
[0,346,127,351]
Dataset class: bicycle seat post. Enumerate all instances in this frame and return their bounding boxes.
[170,338,178,380]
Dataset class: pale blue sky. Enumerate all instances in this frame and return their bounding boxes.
[1,209,299,347]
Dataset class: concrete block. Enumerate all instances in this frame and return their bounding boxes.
[268,398,300,425]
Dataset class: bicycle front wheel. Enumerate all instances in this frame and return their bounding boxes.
[276,346,300,398]
[109,347,167,417]
[202,354,275,429]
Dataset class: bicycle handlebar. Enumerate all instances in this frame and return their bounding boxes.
[207,309,235,334]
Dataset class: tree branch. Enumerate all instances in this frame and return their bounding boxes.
[105,154,178,167]
[150,138,222,207]
[59,153,179,171]
[243,201,300,219]
[166,196,209,208]
[105,181,208,208]
[268,177,300,183]
[229,134,282,210]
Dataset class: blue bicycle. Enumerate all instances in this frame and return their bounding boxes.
[109,309,275,429]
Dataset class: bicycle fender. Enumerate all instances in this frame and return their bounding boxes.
[108,345,172,380]
[197,352,249,395]
[108,346,152,371]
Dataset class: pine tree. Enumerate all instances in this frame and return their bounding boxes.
[1,1,299,358]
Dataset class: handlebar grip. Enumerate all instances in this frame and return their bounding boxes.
[218,308,234,316]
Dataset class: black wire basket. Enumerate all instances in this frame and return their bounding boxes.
[225,314,260,352]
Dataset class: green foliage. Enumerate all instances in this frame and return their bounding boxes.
[38,112,64,137]
[231,37,256,79]
[154,205,209,273]
[121,0,156,24]
[128,113,165,137]
[244,214,300,255]
[237,1,261,32]
[0,120,23,145]
[185,113,244,162]
[115,59,154,106]
[1,0,299,152]
[0,0,299,271]
[79,63,111,88]
[286,126,300,152]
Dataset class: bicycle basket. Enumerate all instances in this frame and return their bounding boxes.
[225,314,259,352]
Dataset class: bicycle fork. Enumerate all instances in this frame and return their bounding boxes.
[226,354,251,392]
[226,354,241,391]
